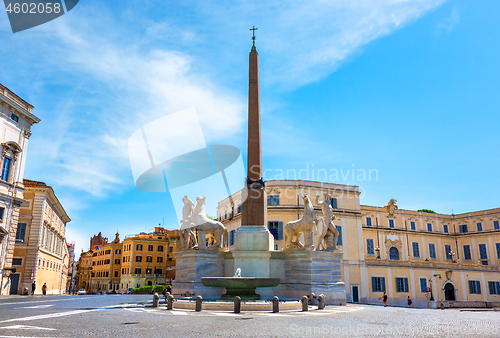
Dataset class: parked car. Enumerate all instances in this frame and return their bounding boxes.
[77,289,86,295]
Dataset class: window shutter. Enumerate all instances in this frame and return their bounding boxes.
[489,281,495,295]
[372,277,376,292]
[404,278,409,293]
[381,277,386,292]
[469,281,473,294]
[337,226,342,246]
[496,282,500,295]
[278,221,283,240]
[476,281,481,294]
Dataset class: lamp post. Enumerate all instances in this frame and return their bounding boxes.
[375,246,381,259]
[429,278,434,301]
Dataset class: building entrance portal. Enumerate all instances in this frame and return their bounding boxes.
[444,282,455,301]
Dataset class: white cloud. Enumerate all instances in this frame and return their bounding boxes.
[435,5,460,37]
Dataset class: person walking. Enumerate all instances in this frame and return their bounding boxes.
[31,281,36,295]
[42,283,47,295]
[407,296,413,308]
[379,292,388,307]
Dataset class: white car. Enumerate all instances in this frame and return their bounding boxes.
[77,289,86,295]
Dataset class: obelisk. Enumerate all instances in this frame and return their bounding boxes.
[232,27,273,280]
[241,26,267,227]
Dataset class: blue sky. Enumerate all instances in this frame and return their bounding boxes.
[1,0,499,258]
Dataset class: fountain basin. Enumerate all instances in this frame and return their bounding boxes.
[201,277,280,300]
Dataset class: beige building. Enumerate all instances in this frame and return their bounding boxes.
[11,179,71,294]
[218,180,500,308]
[0,84,40,295]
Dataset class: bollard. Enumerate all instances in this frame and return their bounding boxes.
[440,302,445,310]
[234,296,241,313]
[302,296,308,311]
[272,296,279,313]
[167,294,174,310]
[152,292,159,308]
[318,295,325,310]
[195,295,203,312]
[165,291,170,302]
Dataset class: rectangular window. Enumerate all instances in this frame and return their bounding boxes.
[267,195,280,206]
[230,230,235,246]
[267,221,283,240]
[389,219,394,228]
[479,244,488,260]
[15,222,27,243]
[460,224,468,233]
[469,280,481,294]
[371,276,386,292]
[410,221,416,230]
[427,223,432,232]
[366,239,374,255]
[420,278,427,293]
[412,242,420,258]
[158,245,163,252]
[1,157,12,181]
[169,246,173,253]
[135,267,141,274]
[366,217,372,226]
[330,198,338,209]
[494,220,499,230]
[12,258,22,265]
[136,255,142,262]
[396,277,409,293]
[477,223,483,232]
[463,245,472,260]
[443,224,449,234]
[496,243,500,259]
[429,244,436,259]
[148,245,153,251]
[114,258,120,264]
[0,207,4,220]
[337,225,342,246]
[10,113,19,123]
[237,204,242,213]
[445,245,452,260]
[488,281,500,295]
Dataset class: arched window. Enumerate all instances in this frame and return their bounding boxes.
[389,247,399,260]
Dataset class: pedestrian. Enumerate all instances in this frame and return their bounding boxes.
[167,285,172,294]
[42,283,47,295]
[407,296,413,308]
[379,291,388,307]
[31,281,36,295]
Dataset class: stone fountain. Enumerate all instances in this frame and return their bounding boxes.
[201,269,280,300]
[172,32,345,305]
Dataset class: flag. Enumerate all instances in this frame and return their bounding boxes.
[94,245,99,250]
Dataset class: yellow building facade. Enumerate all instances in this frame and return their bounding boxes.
[12,179,71,295]
[77,227,181,293]
[218,180,500,308]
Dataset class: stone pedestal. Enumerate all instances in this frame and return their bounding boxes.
[232,225,274,278]
[274,250,346,305]
[172,250,226,298]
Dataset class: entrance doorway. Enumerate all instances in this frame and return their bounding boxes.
[351,285,360,303]
[9,274,19,295]
[444,283,456,300]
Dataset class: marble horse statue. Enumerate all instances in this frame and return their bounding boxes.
[316,200,340,251]
[179,195,198,250]
[192,196,228,250]
[284,194,318,248]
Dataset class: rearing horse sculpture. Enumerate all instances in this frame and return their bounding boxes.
[284,194,318,248]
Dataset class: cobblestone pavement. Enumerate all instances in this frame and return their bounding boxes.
[1,295,499,337]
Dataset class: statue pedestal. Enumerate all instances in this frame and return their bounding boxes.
[172,250,226,298]
[274,250,346,305]
[231,225,274,278]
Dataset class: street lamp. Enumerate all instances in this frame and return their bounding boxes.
[375,246,381,259]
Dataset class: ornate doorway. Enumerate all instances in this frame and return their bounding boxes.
[444,282,456,301]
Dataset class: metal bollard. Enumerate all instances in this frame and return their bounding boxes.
[302,296,308,311]
[167,294,174,310]
[272,296,279,313]
[234,296,241,313]
[152,292,159,308]
[195,295,203,312]
[318,294,325,310]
